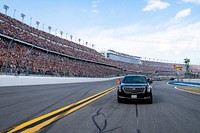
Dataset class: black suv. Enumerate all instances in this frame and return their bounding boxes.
[117,75,153,103]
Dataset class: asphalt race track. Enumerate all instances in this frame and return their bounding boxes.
[0,80,200,133]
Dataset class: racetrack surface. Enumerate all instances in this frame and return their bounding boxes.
[0,80,200,133]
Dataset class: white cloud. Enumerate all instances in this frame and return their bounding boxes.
[92,0,102,3]
[143,0,170,11]
[183,0,200,4]
[92,0,102,8]
[75,22,200,64]
[91,10,99,13]
[82,0,102,14]
[92,4,97,8]
[175,8,191,19]
[91,0,102,13]
[81,9,87,12]
[168,8,191,24]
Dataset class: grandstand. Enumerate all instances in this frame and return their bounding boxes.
[0,12,200,78]
[102,50,142,64]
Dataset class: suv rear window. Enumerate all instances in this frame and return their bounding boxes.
[122,76,147,84]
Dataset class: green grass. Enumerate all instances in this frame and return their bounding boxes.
[177,87,200,94]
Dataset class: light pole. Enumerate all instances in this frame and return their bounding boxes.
[42,24,44,30]
[75,37,77,43]
[36,21,40,29]
[78,38,81,44]
[3,5,9,15]
[48,26,52,33]
[30,17,32,26]
[13,9,16,18]
[21,13,25,22]
[66,33,68,40]
[70,35,73,41]
[55,29,57,35]
[60,31,63,38]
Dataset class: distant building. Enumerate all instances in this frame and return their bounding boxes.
[102,50,142,64]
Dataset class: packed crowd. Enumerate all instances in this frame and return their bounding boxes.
[0,38,122,77]
[1,12,200,77]
[0,12,107,63]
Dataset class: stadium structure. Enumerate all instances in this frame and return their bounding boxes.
[101,50,142,64]
[0,11,200,79]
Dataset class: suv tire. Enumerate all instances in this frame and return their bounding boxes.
[147,93,153,104]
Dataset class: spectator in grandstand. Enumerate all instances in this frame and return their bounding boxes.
[0,58,2,69]
[1,12,200,77]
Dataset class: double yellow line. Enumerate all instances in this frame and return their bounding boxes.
[1,86,116,133]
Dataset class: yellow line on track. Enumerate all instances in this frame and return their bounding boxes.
[1,86,116,133]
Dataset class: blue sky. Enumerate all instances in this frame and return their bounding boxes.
[1,0,200,64]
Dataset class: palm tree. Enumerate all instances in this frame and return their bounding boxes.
[184,58,190,78]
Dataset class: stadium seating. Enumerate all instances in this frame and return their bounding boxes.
[0,12,200,77]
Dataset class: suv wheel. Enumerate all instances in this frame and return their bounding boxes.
[117,96,123,103]
[117,91,123,103]
[147,93,153,104]
[117,97,123,103]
